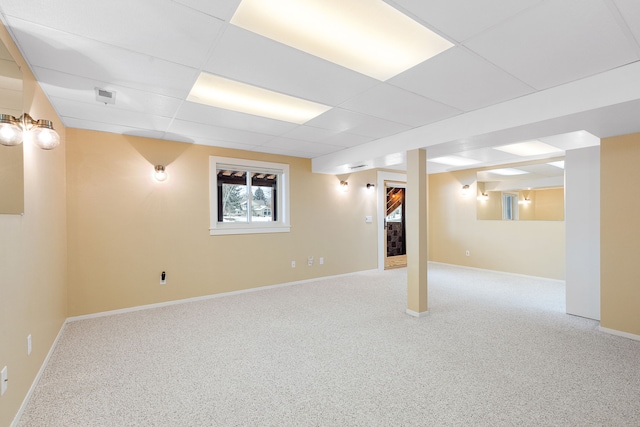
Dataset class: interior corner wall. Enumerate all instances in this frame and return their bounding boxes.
[565,146,600,320]
[428,169,565,280]
[0,23,67,427]
[601,133,640,336]
[65,129,378,316]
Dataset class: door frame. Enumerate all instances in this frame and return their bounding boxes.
[377,171,407,271]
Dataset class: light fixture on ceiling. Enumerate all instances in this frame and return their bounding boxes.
[187,73,331,124]
[230,0,453,81]
[493,140,563,157]
[154,165,168,182]
[461,184,470,196]
[485,168,529,176]
[0,113,60,149]
[429,156,481,167]
[547,160,565,169]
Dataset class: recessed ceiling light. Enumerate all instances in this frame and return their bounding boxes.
[547,161,565,169]
[230,0,453,81]
[187,73,331,124]
[493,141,563,157]
[485,168,529,176]
[428,156,481,166]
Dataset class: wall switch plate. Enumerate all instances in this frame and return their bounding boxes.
[465,250,470,256]
[27,334,32,356]
[365,216,373,223]
[1,366,7,396]
[308,256,313,266]
[291,261,296,268]
[319,257,324,265]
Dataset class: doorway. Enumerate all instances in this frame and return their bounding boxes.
[384,182,407,269]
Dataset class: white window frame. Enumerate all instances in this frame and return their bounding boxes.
[210,156,290,235]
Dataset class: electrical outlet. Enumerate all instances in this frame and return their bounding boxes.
[465,250,470,256]
[291,261,296,268]
[308,256,313,266]
[27,334,32,356]
[1,366,7,396]
[319,257,324,265]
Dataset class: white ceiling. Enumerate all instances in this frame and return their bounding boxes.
[1,0,639,174]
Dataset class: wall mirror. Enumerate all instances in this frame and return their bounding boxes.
[476,160,564,221]
[0,37,24,214]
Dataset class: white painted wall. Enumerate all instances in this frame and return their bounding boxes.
[565,146,600,320]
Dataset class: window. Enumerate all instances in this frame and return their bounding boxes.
[210,157,290,235]
[502,192,519,220]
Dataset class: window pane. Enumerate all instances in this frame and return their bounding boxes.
[221,183,247,222]
[251,185,273,222]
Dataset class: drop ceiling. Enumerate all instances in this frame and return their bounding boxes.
[0,0,639,174]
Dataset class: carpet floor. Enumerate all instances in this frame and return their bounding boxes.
[17,264,640,426]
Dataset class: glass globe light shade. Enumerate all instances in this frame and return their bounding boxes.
[31,121,61,150]
[0,115,23,146]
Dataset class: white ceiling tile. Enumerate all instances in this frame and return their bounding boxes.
[250,145,316,159]
[34,67,183,117]
[185,137,257,151]
[175,101,298,136]
[339,83,461,127]
[262,137,343,155]
[61,117,168,140]
[1,0,224,68]
[8,18,199,98]
[202,25,378,106]
[321,133,375,148]
[280,126,339,143]
[167,119,273,145]
[388,0,544,42]
[612,0,640,48]
[389,47,535,112]
[463,0,640,90]
[53,97,173,131]
[172,0,241,20]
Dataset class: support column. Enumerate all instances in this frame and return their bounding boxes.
[406,149,428,317]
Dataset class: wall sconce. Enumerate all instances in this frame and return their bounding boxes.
[366,183,375,191]
[154,165,168,182]
[519,198,531,205]
[0,113,61,149]
[477,192,489,201]
[340,180,349,192]
[461,184,470,196]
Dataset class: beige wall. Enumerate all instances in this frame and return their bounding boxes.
[429,169,565,280]
[532,188,564,221]
[66,129,377,316]
[601,133,640,336]
[0,24,67,427]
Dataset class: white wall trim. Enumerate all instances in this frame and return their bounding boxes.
[428,261,566,284]
[599,327,640,342]
[11,321,67,427]
[67,270,378,322]
[406,309,429,318]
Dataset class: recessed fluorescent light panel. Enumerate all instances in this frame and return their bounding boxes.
[547,161,565,169]
[428,156,481,167]
[230,0,453,81]
[187,73,331,124]
[485,168,529,176]
[493,141,563,157]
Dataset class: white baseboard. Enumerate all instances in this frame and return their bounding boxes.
[599,326,640,342]
[67,269,378,322]
[406,309,429,318]
[428,261,565,284]
[11,321,67,427]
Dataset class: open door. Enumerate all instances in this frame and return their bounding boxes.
[384,183,407,269]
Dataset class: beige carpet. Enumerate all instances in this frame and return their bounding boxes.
[18,264,640,426]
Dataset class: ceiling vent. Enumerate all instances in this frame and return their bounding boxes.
[95,88,116,105]
[350,164,367,170]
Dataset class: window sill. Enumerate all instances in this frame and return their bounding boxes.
[209,225,291,236]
